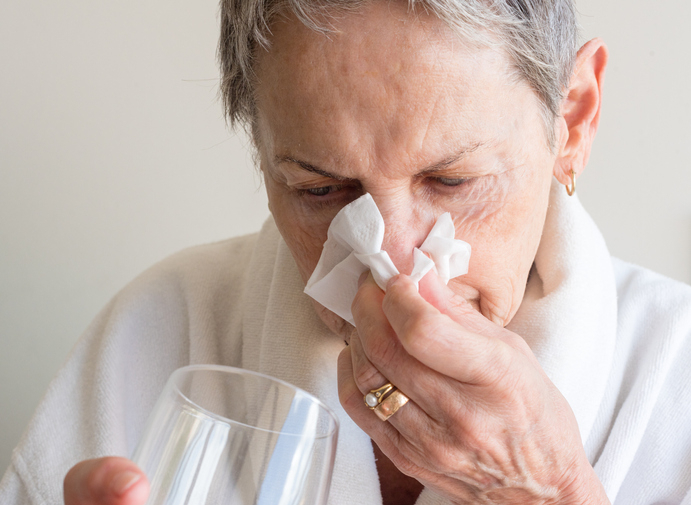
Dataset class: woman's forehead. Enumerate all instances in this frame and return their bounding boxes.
[258,2,499,76]
[254,2,540,170]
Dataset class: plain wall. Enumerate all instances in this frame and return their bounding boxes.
[1,0,690,475]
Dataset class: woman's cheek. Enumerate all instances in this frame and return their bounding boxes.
[448,174,512,238]
[275,212,330,284]
[453,175,552,323]
[443,175,530,321]
[263,186,327,283]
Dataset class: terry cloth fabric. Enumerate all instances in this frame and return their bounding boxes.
[2,179,691,504]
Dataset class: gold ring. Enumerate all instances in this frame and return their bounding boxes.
[373,390,409,421]
[364,383,395,409]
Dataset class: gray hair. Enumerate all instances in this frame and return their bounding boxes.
[218,0,579,147]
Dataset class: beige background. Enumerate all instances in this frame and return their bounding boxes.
[1,0,690,475]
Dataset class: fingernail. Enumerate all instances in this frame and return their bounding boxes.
[110,471,141,496]
[358,271,369,288]
[386,275,401,290]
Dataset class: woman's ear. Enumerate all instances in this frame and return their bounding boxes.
[553,38,609,185]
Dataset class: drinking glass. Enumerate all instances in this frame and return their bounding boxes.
[132,365,339,505]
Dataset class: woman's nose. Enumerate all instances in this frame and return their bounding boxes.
[376,202,432,276]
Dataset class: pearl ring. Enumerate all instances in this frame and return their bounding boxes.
[364,382,410,421]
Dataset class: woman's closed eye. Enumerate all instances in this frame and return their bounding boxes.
[434,176,471,187]
[298,183,363,202]
[300,177,474,199]
[303,185,344,196]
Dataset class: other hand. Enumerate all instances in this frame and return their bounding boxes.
[64,457,149,505]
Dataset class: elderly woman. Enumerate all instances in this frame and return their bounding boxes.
[2,0,691,504]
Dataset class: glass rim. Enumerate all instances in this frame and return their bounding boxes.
[169,364,340,439]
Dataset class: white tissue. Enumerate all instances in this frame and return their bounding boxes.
[304,193,471,325]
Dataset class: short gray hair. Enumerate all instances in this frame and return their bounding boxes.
[218,0,579,147]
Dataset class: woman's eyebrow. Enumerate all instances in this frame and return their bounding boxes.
[418,142,484,174]
[275,142,484,179]
[274,156,349,181]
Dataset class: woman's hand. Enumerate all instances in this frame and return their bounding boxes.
[338,273,610,504]
[64,457,149,505]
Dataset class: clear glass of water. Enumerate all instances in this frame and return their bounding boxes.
[132,365,339,505]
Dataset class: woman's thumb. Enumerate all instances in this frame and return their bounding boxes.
[417,271,505,335]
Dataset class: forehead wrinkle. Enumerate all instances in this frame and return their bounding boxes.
[315,10,460,112]
[257,3,539,186]
[264,8,487,142]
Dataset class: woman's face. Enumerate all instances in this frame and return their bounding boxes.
[254,2,563,330]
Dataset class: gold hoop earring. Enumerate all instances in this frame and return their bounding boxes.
[565,169,576,196]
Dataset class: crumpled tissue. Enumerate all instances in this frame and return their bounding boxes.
[304,193,471,325]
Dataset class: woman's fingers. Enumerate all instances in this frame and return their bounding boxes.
[347,329,443,440]
[337,345,441,478]
[64,457,149,505]
[417,273,535,355]
[418,273,505,338]
[350,274,458,418]
[348,329,390,395]
[382,274,513,385]
[337,345,405,446]
[348,277,395,394]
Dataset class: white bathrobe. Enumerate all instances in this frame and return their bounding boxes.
[2,181,691,504]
